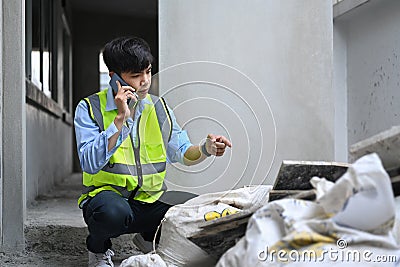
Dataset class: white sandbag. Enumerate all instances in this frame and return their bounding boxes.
[217,153,400,267]
[314,153,396,233]
[157,185,272,267]
[119,253,167,267]
[393,196,400,244]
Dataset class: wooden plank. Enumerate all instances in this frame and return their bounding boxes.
[189,211,252,259]
[189,222,247,260]
[269,189,316,202]
[392,175,400,197]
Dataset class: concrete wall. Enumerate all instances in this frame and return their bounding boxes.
[25,106,73,204]
[159,0,334,194]
[0,0,3,247]
[1,0,73,250]
[333,21,348,162]
[340,0,400,146]
[25,1,74,206]
[71,11,158,171]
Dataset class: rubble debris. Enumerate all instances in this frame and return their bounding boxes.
[269,160,349,201]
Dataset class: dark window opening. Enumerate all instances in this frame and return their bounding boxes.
[63,28,71,112]
[27,0,53,98]
[25,0,72,114]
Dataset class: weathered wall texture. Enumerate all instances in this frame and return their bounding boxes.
[344,0,400,146]
[26,105,73,204]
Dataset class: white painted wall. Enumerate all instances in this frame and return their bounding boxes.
[340,0,400,147]
[159,0,334,195]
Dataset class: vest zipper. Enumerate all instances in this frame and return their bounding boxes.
[129,115,143,200]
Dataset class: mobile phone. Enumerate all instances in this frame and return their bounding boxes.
[109,73,138,105]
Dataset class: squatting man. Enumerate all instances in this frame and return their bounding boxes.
[74,36,232,267]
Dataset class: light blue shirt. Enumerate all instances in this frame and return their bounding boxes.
[74,88,193,174]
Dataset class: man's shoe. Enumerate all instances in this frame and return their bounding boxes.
[132,233,153,253]
[88,249,114,267]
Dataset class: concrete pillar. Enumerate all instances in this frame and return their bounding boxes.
[333,21,348,162]
[159,0,334,194]
[0,0,2,248]
[1,0,26,251]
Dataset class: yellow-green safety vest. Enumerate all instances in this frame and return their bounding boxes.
[78,89,172,206]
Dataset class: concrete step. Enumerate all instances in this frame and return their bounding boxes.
[349,125,400,170]
[23,173,141,266]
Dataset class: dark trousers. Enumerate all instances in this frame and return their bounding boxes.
[82,190,196,253]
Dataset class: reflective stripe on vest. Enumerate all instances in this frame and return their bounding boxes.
[78,90,172,206]
[82,181,168,198]
[86,94,104,131]
[102,162,166,176]
[150,94,172,147]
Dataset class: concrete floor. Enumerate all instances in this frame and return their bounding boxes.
[1,173,141,267]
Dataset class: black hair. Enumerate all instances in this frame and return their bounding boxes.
[102,36,154,74]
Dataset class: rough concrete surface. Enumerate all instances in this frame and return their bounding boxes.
[349,125,400,169]
[0,173,142,266]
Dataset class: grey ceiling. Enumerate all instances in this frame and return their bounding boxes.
[69,0,158,18]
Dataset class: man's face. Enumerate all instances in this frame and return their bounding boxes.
[120,64,152,99]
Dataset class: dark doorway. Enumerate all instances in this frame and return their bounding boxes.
[69,0,158,171]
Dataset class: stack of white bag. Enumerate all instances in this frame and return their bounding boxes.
[119,254,167,267]
[120,185,272,267]
[157,185,272,266]
[217,153,400,267]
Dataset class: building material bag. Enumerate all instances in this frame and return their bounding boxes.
[394,196,400,243]
[217,153,400,267]
[120,254,167,267]
[156,185,272,266]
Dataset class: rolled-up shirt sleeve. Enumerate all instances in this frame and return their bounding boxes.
[74,100,133,174]
[165,105,193,164]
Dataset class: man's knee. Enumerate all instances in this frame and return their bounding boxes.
[85,191,134,235]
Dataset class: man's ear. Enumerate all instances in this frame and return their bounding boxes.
[109,71,115,78]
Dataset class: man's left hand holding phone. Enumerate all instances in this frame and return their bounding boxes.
[107,73,138,152]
